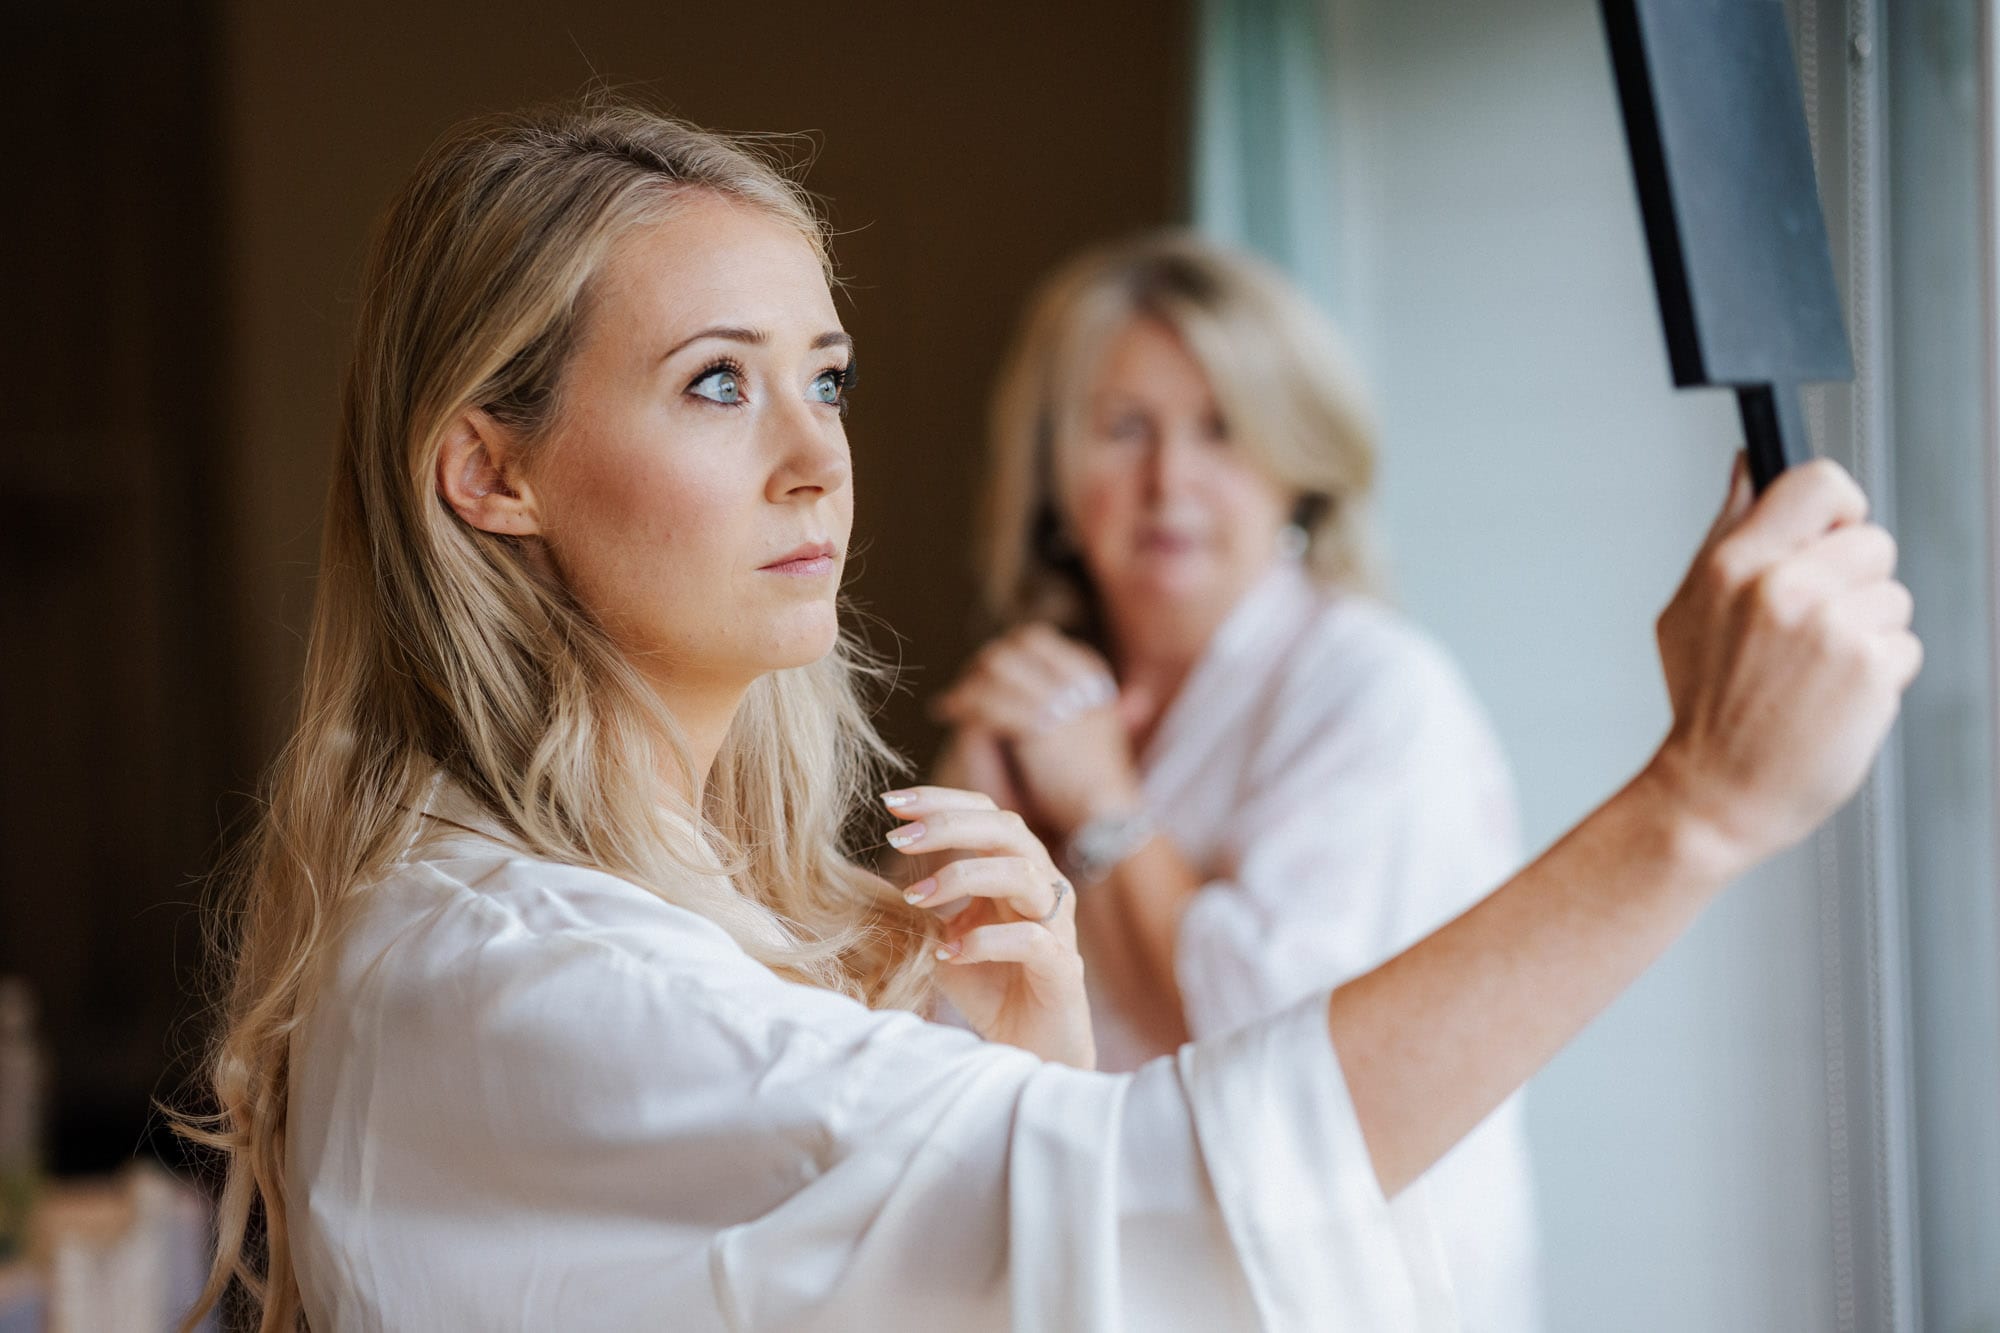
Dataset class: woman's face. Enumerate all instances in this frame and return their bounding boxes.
[1063,317,1292,637]
[524,193,855,695]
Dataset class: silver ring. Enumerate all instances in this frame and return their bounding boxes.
[1036,673,1118,732]
[1037,876,1070,925]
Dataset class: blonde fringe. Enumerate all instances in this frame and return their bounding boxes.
[172,96,938,1331]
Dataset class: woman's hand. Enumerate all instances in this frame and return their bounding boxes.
[881,785,1094,1069]
[1645,454,1922,877]
[932,625,1148,837]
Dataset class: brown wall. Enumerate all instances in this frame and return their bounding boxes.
[222,0,1192,767]
[2,2,232,1170]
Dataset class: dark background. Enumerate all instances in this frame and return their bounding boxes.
[1,0,1190,1172]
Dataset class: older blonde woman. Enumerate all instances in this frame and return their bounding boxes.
[938,234,1524,1327]
[179,99,1916,1333]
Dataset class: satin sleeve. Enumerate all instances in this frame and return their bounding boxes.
[293,859,1456,1331]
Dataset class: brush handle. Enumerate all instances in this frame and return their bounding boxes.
[1736,382,1809,494]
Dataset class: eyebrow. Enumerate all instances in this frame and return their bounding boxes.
[660,326,853,361]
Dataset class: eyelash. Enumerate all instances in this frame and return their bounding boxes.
[820,363,856,417]
[686,356,748,402]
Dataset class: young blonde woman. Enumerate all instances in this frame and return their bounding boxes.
[182,99,1920,1332]
[933,234,1539,1328]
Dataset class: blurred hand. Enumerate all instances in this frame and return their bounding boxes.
[881,786,1093,1068]
[931,724,1027,817]
[932,624,1150,837]
[1647,455,1922,877]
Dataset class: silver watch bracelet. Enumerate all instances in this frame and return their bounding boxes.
[1060,806,1157,888]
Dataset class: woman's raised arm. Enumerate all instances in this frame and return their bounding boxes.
[1329,455,1920,1195]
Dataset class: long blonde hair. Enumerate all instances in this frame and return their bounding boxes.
[177,98,938,1331]
[980,230,1379,634]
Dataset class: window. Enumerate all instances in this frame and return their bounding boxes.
[1195,0,2000,1326]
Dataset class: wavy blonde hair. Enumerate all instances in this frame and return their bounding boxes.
[177,98,939,1331]
[980,230,1380,635]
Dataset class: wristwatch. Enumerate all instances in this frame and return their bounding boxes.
[1061,806,1157,888]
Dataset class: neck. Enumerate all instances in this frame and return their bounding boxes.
[644,671,753,808]
[1108,626,1200,706]
[1102,601,1215,743]
[1101,558,1282,741]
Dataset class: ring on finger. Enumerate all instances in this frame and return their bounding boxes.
[1037,876,1071,925]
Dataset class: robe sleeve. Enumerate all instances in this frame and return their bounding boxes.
[1170,627,1523,1047]
[339,867,1457,1331]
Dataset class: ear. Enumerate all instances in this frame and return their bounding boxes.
[436,409,542,536]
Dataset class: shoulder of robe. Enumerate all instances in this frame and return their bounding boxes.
[296,837,1043,1185]
[1261,592,1484,757]
[320,843,1001,1139]
[339,837,971,1061]
[333,839,812,1036]
[388,838,741,946]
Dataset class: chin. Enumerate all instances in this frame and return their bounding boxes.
[761,604,844,671]
[1120,560,1215,604]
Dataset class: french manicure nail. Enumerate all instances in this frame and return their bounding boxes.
[886,822,925,849]
[935,943,960,961]
[881,791,916,809]
[903,878,937,905]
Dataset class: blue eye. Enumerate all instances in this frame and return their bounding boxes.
[810,366,851,408]
[688,364,744,404]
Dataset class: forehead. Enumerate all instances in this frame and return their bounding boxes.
[1087,316,1214,401]
[592,191,837,339]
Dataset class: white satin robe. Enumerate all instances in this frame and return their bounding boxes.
[1087,557,1543,1333]
[285,777,1459,1331]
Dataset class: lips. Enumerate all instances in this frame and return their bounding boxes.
[760,541,839,574]
[1137,530,1200,554]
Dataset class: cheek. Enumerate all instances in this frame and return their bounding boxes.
[1066,458,1140,545]
[1207,465,1290,551]
[539,430,744,641]
[826,475,855,543]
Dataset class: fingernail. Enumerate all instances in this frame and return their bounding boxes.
[881,790,916,809]
[934,943,960,961]
[886,822,925,849]
[903,877,937,905]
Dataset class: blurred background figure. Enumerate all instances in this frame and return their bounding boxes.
[933,232,1540,1331]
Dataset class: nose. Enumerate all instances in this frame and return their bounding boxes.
[766,399,851,502]
[1143,426,1203,503]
